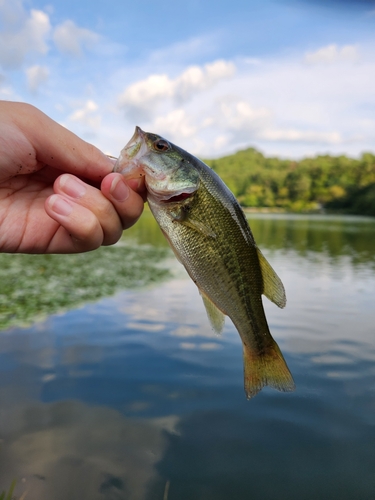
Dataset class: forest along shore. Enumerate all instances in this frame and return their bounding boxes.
[204,148,375,216]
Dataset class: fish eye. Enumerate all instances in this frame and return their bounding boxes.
[153,139,170,152]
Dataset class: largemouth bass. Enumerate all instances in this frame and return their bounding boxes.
[114,127,295,399]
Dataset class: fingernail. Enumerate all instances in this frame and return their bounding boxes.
[60,175,86,199]
[110,177,129,202]
[49,195,73,216]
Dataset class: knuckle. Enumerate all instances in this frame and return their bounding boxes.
[102,225,123,246]
[119,198,144,230]
[71,215,103,251]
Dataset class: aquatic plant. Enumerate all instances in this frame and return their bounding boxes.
[0,242,170,330]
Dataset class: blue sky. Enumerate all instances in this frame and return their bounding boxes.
[1,0,375,158]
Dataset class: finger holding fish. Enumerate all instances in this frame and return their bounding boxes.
[101,173,146,230]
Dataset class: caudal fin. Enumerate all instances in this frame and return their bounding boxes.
[243,340,295,399]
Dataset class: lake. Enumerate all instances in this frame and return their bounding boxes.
[0,212,374,500]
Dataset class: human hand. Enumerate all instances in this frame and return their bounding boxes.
[0,101,145,253]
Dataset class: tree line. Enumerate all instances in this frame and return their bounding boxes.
[204,148,375,216]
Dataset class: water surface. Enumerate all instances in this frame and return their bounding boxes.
[0,213,374,500]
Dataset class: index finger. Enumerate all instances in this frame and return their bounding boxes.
[6,101,114,184]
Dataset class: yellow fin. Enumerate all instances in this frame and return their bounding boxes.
[200,291,225,335]
[243,341,295,399]
[256,247,286,309]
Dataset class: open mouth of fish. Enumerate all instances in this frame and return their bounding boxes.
[159,192,194,203]
[145,177,197,204]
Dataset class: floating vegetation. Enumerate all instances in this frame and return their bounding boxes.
[0,480,27,500]
[0,480,16,500]
[0,241,170,331]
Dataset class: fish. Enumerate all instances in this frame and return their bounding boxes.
[114,127,295,399]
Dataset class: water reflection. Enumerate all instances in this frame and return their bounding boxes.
[0,398,177,500]
[0,214,375,499]
[247,214,375,265]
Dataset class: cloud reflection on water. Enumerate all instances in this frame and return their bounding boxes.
[0,399,178,500]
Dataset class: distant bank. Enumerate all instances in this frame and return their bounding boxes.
[204,148,375,217]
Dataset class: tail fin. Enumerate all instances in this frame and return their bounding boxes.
[243,340,295,399]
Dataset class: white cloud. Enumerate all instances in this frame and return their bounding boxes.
[53,20,99,57]
[0,84,14,99]
[0,4,51,68]
[119,73,174,121]
[163,96,344,156]
[115,48,365,156]
[259,129,342,144]
[103,39,375,159]
[304,44,359,64]
[68,100,101,128]
[174,60,236,101]
[152,109,196,140]
[212,134,230,151]
[216,97,270,132]
[0,0,26,26]
[25,64,49,93]
[110,42,375,158]
[118,59,235,121]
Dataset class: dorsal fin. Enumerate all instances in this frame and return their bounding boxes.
[256,247,286,309]
[200,291,225,335]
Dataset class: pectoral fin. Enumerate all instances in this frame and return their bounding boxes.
[169,201,216,238]
[256,247,286,308]
[181,219,216,238]
[170,207,216,238]
[200,291,225,335]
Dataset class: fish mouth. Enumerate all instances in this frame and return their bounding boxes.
[162,192,193,203]
[113,126,149,177]
[146,182,197,203]
[124,126,146,156]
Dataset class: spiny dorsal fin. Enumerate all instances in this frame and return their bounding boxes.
[256,247,286,309]
[200,291,225,335]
